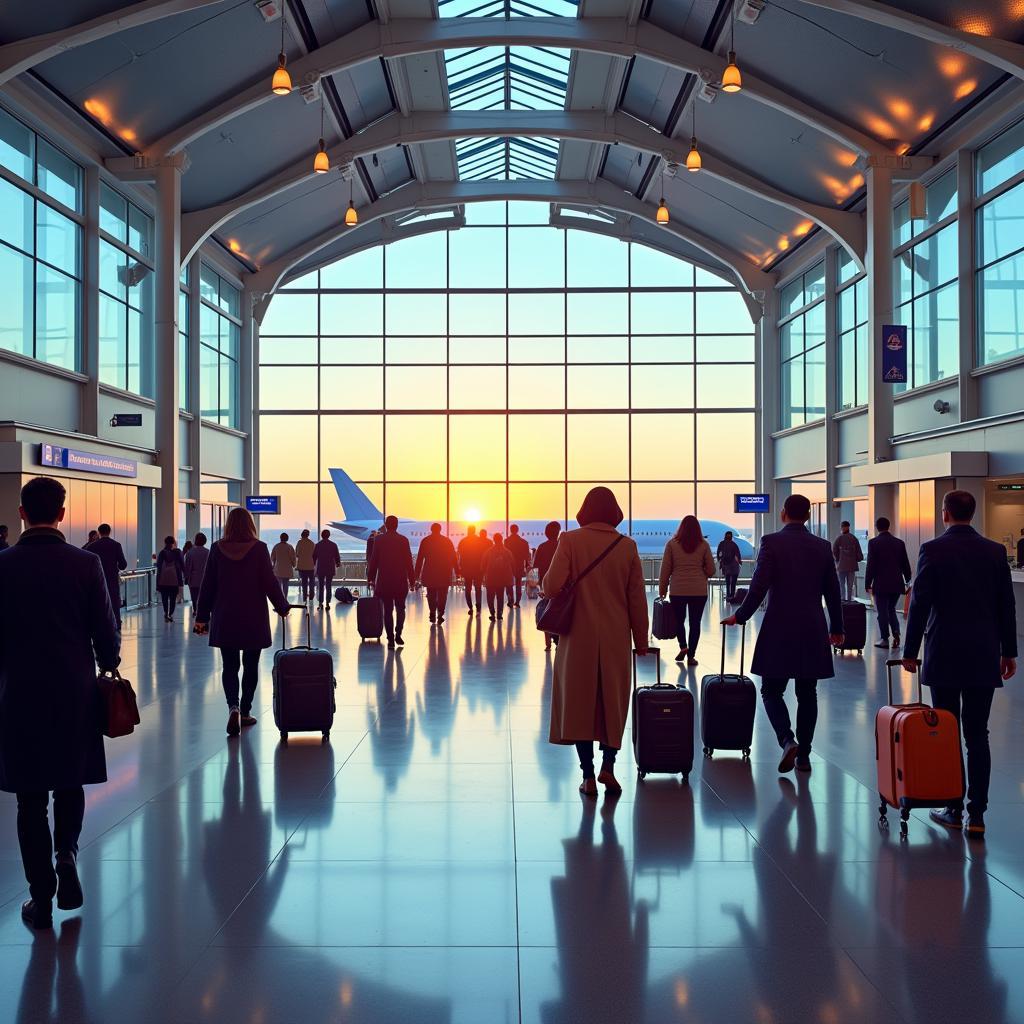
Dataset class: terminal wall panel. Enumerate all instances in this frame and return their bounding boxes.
[978,362,1024,419]
[200,423,244,481]
[893,383,959,436]
[0,361,79,431]
[97,391,155,450]
[773,422,825,480]
[836,412,867,468]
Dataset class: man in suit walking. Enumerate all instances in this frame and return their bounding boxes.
[367,515,416,648]
[85,523,128,628]
[415,523,458,626]
[864,517,912,651]
[903,490,1017,836]
[723,494,844,773]
[504,524,531,608]
[0,477,120,928]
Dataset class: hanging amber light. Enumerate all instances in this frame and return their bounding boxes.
[685,106,701,171]
[722,14,741,93]
[345,175,358,225]
[656,197,669,224]
[271,15,291,95]
[313,98,329,173]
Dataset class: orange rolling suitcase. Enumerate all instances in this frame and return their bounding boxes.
[876,659,964,838]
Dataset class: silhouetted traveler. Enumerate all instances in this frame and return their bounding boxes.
[716,530,743,600]
[194,507,291,736]
[367,515,415,648]
[659,515,715,666]
[365,529,378,564]
[864,517,912,650]
[156,536,184,622]
[458,525,485,615]
[86,523,127,628]
[505,524,531,607]
[903,489,1017,836]
[832,520,863,600]
[183,532,210,612]
[483,534,516,622]
[415,523,458,625]
[533,521,562,650]
[544,487,649,796]
[0,476,120,929]
[1017,528,1024,569]
[0,524,8,550]
[313,529,341,610]
[295,529,315,601]
[271,532,297,599]
[723,493,844,774]
[83,529,98,548]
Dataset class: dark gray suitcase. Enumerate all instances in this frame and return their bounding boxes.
[357,595,384,640]
[651,597,676,640]
[632,648,694,782]
[700,624,756,759]
[272,604,336,743]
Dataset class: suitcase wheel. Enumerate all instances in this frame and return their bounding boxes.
[637,770,646,782]
[279,731,288,743]
[321,730,330,743]
[742,748,751,759]
[681,772,689,784]
[703,746,713,758]
[899,809,909,839]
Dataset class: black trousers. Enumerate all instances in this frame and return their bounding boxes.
[383,595,407,640]
[760,677,818,758]
[299,570,315,600]
[426,586,449,620]
[670,595,707,657]
[931,686,995,816]
[464,575,482,610]
[159,587,176,618]
[723,572,739,600]
[486,587,505,618]
[506,577,523,605]
[16,788,85,904]
[874,592,901,640]
[575,742,618,779]
[317,575,334,605]
[221,648,261,714]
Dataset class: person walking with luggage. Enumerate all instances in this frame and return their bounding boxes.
[832,521,863,601]
[457,525,485,616]
[543,487,648,795]
[902,490,1017,836]
[367,515,415,648]
[271,532,297,599]
[86,523,127,629]
[504,524,531,608]
[415,523,457,626]
[716,530,743,601]
[313,529,341,610]
[864,517,912,650]
[295,529,315,602]
[533,521,562,650]
[723,494,844,774]
[659,515,716,666]
[194,507,291,736]
[0,476,121,929]
[156,536,185,622]
[483,534,516,622]
[183,532,210,612]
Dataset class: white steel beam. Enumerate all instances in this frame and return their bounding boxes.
[797,0,1024,81]
[0,0,228,87]
[246,178,774,309]
[178,109,864,267]
[148,16,888,158]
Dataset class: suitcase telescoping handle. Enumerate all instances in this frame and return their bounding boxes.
[720,621,746,677]
[284,603,312,650]
[885,658,922,705]
[632,647,661,690]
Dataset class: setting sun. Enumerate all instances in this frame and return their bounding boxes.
[464,507,481,523]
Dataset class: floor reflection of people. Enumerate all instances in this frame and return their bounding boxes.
[534,655,565,801]
[15,918,86,1024]
[541,798,649,1022]
[417,628,460,755]
[368,649,415,791]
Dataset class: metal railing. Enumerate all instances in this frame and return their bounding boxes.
[120,567,156,610]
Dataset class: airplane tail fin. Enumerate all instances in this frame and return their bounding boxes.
[329,468,383,522]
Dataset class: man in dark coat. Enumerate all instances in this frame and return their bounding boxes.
[457,525,485,616]
[504,524,531,608]
[86,522,128,628]
[903,490,1017,836]
[312,529,341,610]
[864,516,912,650]
[0,477,120,929]
[367,516,415,648]
[722,493,844,774]
[415,523,457,625]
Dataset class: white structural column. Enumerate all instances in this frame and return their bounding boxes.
[240,288,256,498]
[957,148,979,424]
[154,161,184,545]
[823,246,841,540]
[758,284,780,539]
[865,163,895,525]
[81,165,101,435]
[185,254,202,541]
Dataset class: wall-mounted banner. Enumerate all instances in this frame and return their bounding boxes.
[881,324,908,384]
[245,495,281,515]
[40,444,138,478]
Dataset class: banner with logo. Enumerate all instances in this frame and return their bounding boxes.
[881,324,907,384]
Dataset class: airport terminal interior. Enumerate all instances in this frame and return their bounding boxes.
[2,0,1024,1020]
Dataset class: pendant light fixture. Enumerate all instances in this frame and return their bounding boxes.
[313,95,329,173]
[722,7,742,93]
[685,104,702,172]
[656,166,669,224]
[271,8,292,96]
[345,174,358,226]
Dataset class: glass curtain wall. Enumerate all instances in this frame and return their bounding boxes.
[778,262,826,428]
[199,263,240,428]
[257,202,756,546]
[836,251,868,410]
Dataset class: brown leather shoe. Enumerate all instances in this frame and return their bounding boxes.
[597,768,622,795]
[579,777,598,797]
[240,715,257,728]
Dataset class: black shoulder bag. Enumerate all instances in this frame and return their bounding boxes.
[535,534,624,637]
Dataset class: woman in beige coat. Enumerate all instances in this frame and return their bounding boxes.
[658,515,715,666]
[543,487,649,796]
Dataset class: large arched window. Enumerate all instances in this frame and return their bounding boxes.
[256,202,756,552]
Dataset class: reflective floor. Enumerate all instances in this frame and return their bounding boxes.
[3,592,1024,1023]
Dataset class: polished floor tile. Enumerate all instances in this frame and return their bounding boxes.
[0,594,1022,1023]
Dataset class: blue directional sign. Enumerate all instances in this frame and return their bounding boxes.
[245,495,281,515]
[40,444,138,478]
[734,493,770,514]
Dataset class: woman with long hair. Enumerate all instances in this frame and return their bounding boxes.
[155,536,184,622]
[659,514,715,665]
[194,507,291,736]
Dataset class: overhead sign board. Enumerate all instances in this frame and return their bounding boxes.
[881,324,908,384]
[734,493,770,514]
[245,495,281,515]
[998,484,1024,491]
[40,444,138,479]
[110,413,143,427]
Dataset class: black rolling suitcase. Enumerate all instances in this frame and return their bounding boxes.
[273,604,336,743]
[632,647,694,782]
[356,595,384,641]
[700,624,756,759]
[835,599,867,655]
[651,597,676,640]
